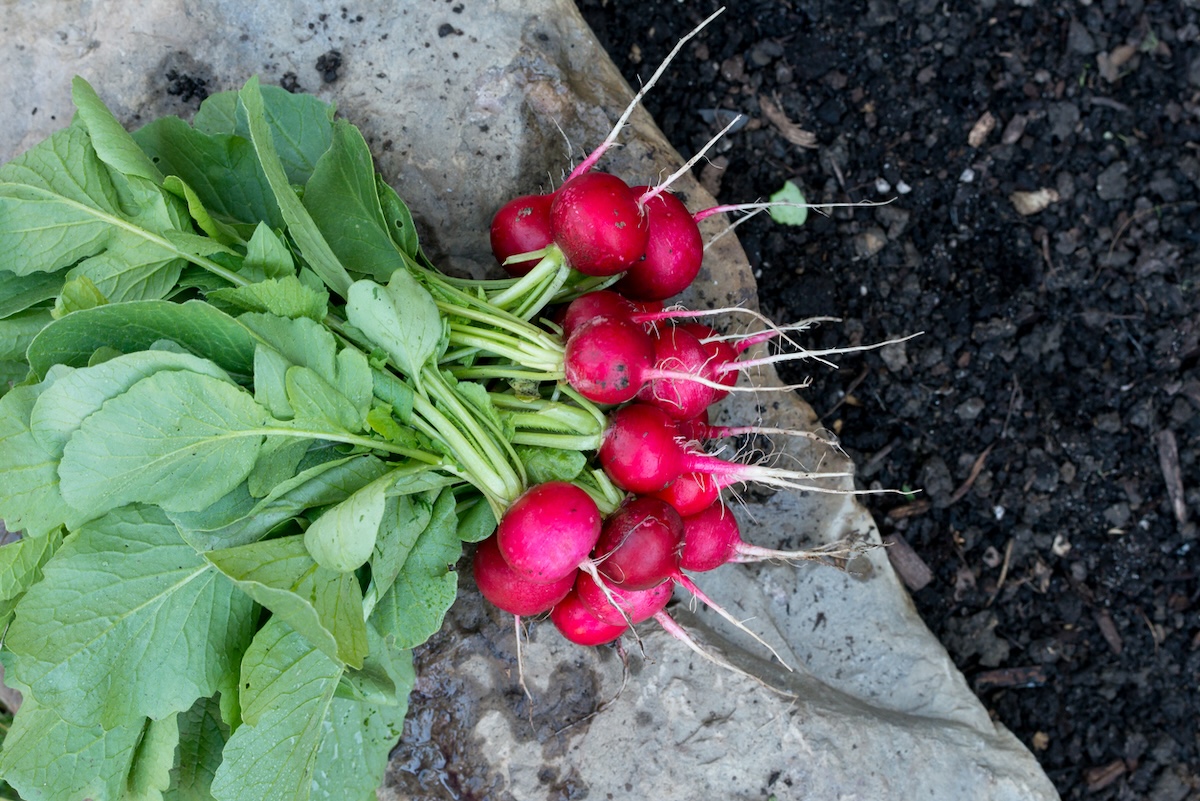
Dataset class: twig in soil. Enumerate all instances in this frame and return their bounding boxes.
[947,442,995,506]
[819,363,870,421]
[1154,429,1189,525]
[999,377,1022,439]
[985,537,1014,608]
[973,664,1048,691]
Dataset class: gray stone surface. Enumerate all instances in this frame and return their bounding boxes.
[1,2,1060,799]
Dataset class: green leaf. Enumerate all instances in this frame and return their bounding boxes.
[0,308,52,365]
[376,177,423,263]
[0,369,72,538]
[302,119,407,283]
[0,694,167,801]
[0,527,63,630]
[285,365,365,433]
[165,695,229,801]
[4,505,256,729]
[303,472,392,573]
[246,436,311,499]
[515,444,588,484]
[29,348,232,461]
[124,713,181,801]
[768,180,809,226]
[162,175,243,245]
[207,275,329,321]
[205,535,367,668]
[243,222,295,280]
[239,77,352,297]
[210,618,406,801]
[133,115,283,230]
[370,488,461,649]
[170,452,390,551]
[27,299,259,380]
[455,495,497,543]
[58,369,271,517]
[195,84,335,187]
[71,76,164,186]
[0,124,122,276]
[365,490,436,608]
[345,273,441,381]
[0,268,65,318]
[53,273,110,316]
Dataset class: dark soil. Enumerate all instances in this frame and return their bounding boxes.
[579,2,1200,799]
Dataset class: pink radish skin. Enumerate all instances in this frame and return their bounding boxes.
[489,193,555,276]
[563,317,721,406]
[682,500,856,572]
[551,588,628,646]
[576,573,674,626]
[636,325,717,420]
[473,536,576,615]
[599,403,852,494]
[549,172,649,277]
[495,481,602,584]
[563,316,657,405]
[677,322,739,400]
[647,471,720,517]
[560,291,641,341]
[614,187,704,301]
[592,496,685,591]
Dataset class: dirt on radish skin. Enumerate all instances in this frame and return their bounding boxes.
[489,192,554,276]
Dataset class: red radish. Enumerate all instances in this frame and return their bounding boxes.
[560,290,641,340]
[473,536,575,615]
[489,192,554,276]
[563,316,752,408]
[549,172,648,277]
[495,481,602,584]
[614,188,704,301]
[677,322,739,400]
[599,402,852,494]
[683,500,870,572]
[636,324,717,420]
[592,496,685,591]
[588,496,790,666]
[563,316,657,405]
[551,588,628,646]
[647,471,719,517]
[575,573,673,626]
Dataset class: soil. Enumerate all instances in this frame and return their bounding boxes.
[577,2,1200,799]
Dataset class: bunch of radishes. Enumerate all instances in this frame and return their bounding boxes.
[469,145,863,663]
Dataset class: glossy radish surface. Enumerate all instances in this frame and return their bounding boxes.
[576,573,673,626]
[563,316,656,404]
[615,188,704,301]
[495,481,601,584]
[489,192,554,276]
[473,536,576,615]
[636,324,717,420]
[593,496,684,590]
[549,172,649,277]
[551,588,628,646]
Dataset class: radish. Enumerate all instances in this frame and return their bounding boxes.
[613,187,704,301]
[549,172,648,277]
[489,192,554,276]
[647,471,719,517]
[473,535,576,616]
[563,315,657,405]
[560,290,798,343]
[599,402,852,494]
[635,324,717,420]
[575,573,674,627]
[592,496,685,591]
[550,588,628,646]
[682,500,872,573]
[495,481,602,584]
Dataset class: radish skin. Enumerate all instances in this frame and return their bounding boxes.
[495,481,602,584]
[551,588,628,646]
[490,192,555,276]
[550,172,648,277]
[473,536,576,616]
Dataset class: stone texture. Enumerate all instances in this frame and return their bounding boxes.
[1,2,1059,799]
